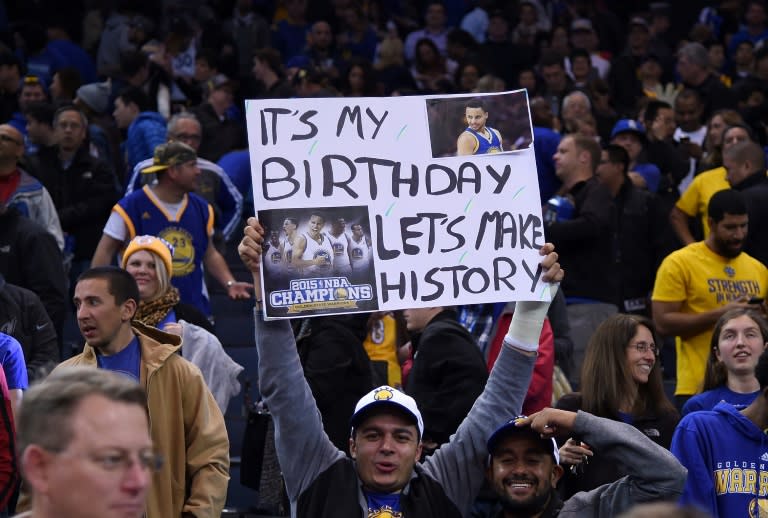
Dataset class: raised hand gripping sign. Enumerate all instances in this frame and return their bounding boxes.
[246,90,548,319]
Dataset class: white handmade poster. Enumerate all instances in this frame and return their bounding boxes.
[246,90,547,319]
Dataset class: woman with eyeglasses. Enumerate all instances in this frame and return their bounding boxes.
[553,314,679,498]
[681,308,768,416]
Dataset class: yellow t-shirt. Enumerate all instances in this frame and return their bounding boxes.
[363,314,402,388]
[675,167,730,238]
[652,242,768,395]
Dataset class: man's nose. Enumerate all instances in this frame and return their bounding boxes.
[122,459,152,493]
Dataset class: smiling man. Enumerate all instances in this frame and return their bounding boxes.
[457,98,504,155]
[485,408,686,517]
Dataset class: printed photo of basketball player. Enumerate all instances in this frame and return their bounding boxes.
[456,98,504,155]
[349,222,372,280]
[292,212,334,276]
[257,206,379,318]
[280,217,299,273]
[326,217,353,275]
[262,228,285,278]
[425,90,531,159]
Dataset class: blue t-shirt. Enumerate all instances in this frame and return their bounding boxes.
[682,386,760,416]
[96,337,141,382]
[0,332,28,390]
[365,491,402,517]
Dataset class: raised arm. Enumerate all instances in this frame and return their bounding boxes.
[239,218,345,500]
[421,245,563,513]
[527,408,687,514]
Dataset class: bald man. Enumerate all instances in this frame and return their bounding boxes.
[0,124,63,249]
[723,140,768,264]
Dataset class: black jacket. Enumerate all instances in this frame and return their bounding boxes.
[26,145,119,260]
[545,177,617,304]
[406,310,488,445]
[685,73,737,121]
[613,179,666,314]
[0,207,67,341]
[191,102,246,162]
[733,171,768,266]
[0,274,59,381]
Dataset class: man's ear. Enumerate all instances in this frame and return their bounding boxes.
[414,441,423,463]
[550,464,565,487]
[121,298,138,322]
[21,445,52,494]
[349,436,357,460]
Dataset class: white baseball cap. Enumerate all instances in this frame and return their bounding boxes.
[350,385,424,439]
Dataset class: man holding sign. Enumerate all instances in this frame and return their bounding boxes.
[238,217,563,518]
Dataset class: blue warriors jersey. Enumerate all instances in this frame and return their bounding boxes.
[463,126,502,154]
[114,185,214,315]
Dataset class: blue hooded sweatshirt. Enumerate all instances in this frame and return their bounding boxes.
[672,401,768,517]
[124,111,167,172]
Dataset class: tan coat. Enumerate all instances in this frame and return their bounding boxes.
[57,322,230,518]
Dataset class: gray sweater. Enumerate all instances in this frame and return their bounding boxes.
[557,411,687,517]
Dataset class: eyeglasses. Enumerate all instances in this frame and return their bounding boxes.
[52,448,164,474]
[628,341,658,356]
[171,133,202,143]
[91,450,164,473]
[0,134,21,145]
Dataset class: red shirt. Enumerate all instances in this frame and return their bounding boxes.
[0,170,20,203]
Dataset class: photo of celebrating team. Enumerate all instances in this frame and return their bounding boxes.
[258,206,377,316]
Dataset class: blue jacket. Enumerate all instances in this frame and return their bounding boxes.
[672,402,767,517]
[0,332,28,390]
[123,111,166,172]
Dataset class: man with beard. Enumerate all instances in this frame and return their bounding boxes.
[485,408,686,517]
[652,189,768,410]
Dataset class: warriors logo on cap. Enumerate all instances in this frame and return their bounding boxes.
[141,142,197,174]
[373,388,394,401]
